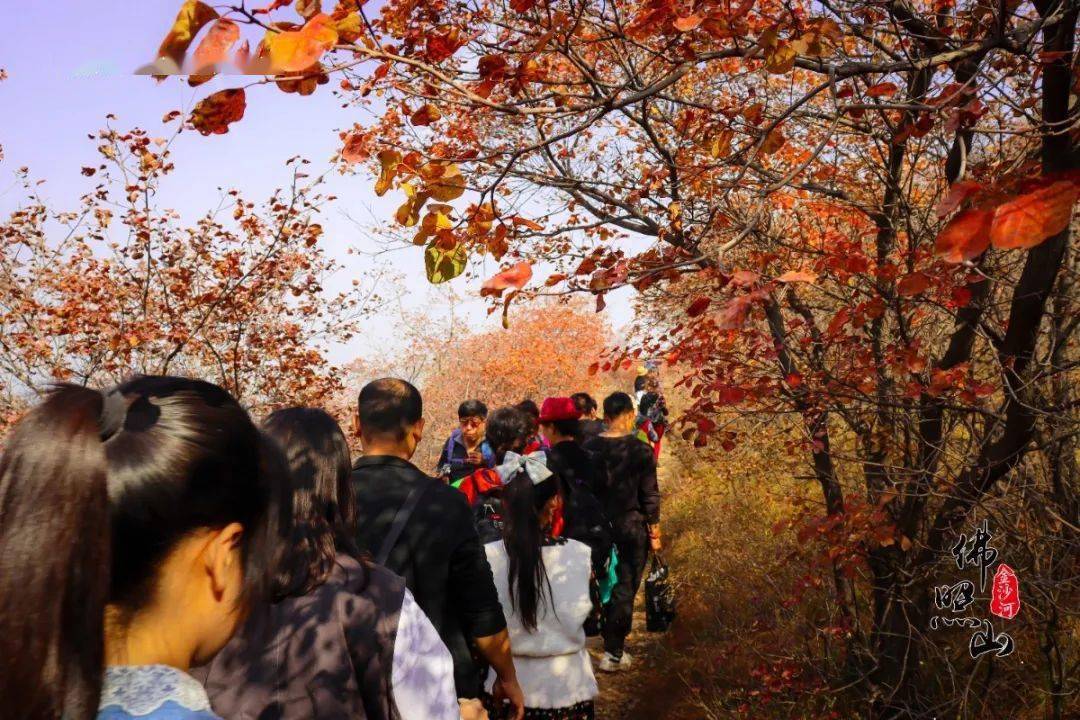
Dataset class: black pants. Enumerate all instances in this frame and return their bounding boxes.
[603,513,649,657]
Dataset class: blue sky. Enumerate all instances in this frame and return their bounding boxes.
[0,0,639,363]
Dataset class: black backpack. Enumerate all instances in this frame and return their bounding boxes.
[562,480,613,575]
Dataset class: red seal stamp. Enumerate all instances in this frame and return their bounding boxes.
[989,563,1020,620]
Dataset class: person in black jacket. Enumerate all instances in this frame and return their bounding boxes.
[538,397,612,577]
[351,378,525,720]
[584,391,661,673]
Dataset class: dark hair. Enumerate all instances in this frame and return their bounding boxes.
[358,378,423,442]
[546,418,581,439]
[634,375,648,392]
[500,469,560,631]
[571,392,597,415]
[603,391,636,419]
[516,399,540,418]
[486,406,532,461]
[0,376,282,720]
[262,408,361,600]
[639,391,659,416]
[458,399,488,420]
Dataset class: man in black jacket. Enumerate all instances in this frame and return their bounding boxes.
[351,378,524,720]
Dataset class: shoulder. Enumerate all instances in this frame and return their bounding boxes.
[99,667,218,720]
[548,538,592,562]
[483,539,507,561]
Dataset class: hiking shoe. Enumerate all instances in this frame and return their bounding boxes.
[598,651,632,672]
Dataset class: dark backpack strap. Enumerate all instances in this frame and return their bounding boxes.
[376,484,429,566]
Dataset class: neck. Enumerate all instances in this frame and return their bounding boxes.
[361,440,413,461]
[104,604,196,671]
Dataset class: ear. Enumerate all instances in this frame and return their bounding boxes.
[204,522,244,599]
[354,414,364,439]
[414,418,426,443]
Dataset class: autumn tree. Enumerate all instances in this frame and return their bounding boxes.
[0,120,387,430]
[152,0,1079,716]
[333,297,612,468]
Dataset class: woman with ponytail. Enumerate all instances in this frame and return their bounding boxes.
[0,376,285,720]
[482,429,599,720]
[196,407,458,720]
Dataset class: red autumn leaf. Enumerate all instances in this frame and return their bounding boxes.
[190,88,246,135]
[935,208,993,264]
[935,180,985,218]
[481,261,533,297]
[545,273,566,286]
[776,269,817,283]
[686,296,711,317]
[990,181,1078,250]
[410,104,442,126]
[866,82,898,98]
[896,272,931,296]
[588,361,599,376]
[510,0,538,11]
[425,28,464,63]
[673,14,704,31]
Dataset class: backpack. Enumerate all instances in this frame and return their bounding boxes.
[562,478,614,575]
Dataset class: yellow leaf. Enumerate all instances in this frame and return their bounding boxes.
[332,11,363,43]
[374,149,401,196]
[268,13,338,73]
[157,0,218,67]
[765,43,796,74]
[710,129,734,158]
[425,163,466,201]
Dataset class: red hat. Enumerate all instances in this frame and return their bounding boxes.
[538,396,582,423]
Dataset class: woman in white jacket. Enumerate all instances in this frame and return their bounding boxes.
[484,449,599,720]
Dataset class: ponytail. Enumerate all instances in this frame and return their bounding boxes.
[501,470,559,632]
[0,376,284,720]
[0,385,110,720]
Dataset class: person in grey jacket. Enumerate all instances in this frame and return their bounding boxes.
[195,408,458,720]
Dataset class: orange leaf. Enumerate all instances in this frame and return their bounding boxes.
[190,88,246,135]
[866,82,898,97]
[268,13,338,73]
[673,14,704,32]
[990,181,1078,250]
[481,261,533,297]
[193,19,240,70]
[897,272,931,296]
[512,216,544,231]
[776,269,817,283]
[935,208,993,263]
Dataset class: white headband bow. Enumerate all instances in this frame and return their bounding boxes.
[495,450,553,486]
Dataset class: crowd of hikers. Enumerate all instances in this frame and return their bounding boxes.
[0,366,669,720]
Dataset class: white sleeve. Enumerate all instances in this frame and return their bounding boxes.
[391,589,459,720]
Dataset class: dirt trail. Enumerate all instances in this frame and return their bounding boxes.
[591,603,666,719]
